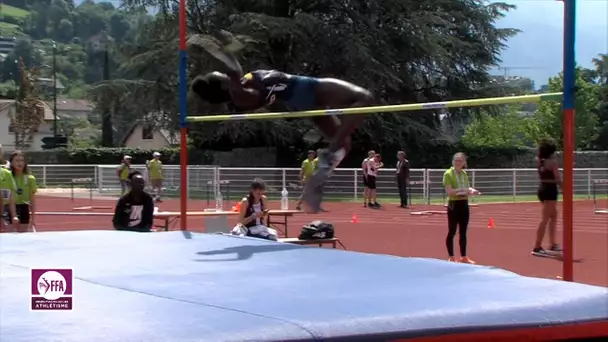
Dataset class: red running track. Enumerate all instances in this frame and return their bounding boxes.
[17,195,608,287]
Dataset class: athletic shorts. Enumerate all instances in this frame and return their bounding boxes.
[366,175,377,190]
[362,175,369,187]
[282,76,318,111]
[3,203,31,224]
[537,183,558,202]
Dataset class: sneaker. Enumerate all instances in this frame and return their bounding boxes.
[549,244,563,253]
[367,202,374,208]
[363,203,367,208]
[460,257,476,264]
[531,247,553,258]
[448,257,457,262]
[295,205,301,211]
[373,202,381,208]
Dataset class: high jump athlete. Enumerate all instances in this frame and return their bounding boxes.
[189,34,374,213]
[532,138,562,258]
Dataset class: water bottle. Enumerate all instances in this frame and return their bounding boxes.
[280,187,289,210]
[216,191,224,211]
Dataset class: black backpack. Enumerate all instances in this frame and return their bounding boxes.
[298,220,335,240]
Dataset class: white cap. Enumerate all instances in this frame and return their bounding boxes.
[153,152,161,157]
[124,155,132,159]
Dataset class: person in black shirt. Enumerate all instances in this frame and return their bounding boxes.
[532,138,562,257]
[113,171,155,232]
[396,151,410,208]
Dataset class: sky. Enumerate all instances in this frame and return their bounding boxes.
[494,0,608,85]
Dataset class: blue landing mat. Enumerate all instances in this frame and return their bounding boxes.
[1,231,607,342]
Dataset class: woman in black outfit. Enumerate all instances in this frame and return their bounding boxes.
[532,138,562,257]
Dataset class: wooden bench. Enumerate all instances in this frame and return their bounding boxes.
[279,237,340,249]
[266,209,301,237]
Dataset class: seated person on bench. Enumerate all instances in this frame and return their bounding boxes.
[113,171,155,232]
[231,178,278,241]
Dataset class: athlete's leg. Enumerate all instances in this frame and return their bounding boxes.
[547,200,559,250]
[446,203,459,261]
[457,203,474,263]
[300,116,350,212]
[326,90,373,154]
[533,200,551,256]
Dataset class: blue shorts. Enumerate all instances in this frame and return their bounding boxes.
[282,76,318,111]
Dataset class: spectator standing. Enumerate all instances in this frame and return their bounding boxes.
[442,152,480,263]
[113,171,155,232]
[117,155,132,195]
[396,151,410,208]
[296,150,317,211]
[0,156,17,232]
[362,150,375,207]
[365,152,382,208]
[532,138,562,257]
[146,152,164,202]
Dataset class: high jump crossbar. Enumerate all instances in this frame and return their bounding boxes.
[186,92,563,122]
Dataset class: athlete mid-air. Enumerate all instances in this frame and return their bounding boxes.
[188,33,374,213]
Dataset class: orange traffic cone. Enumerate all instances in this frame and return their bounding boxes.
[487,218,495,229]
[351,213,358,224]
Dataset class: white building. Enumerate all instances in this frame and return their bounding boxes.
[0,99,57,151]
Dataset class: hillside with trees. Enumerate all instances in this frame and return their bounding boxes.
[0,0,606,166]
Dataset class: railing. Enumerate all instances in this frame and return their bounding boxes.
[27,165,608,203]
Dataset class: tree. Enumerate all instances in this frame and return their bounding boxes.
[530,67,599,149]
[105,0,519,165]
[11,60,46,150]
[591,54,608,149]
[461,106,536,148]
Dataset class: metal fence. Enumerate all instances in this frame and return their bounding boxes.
[28,165,608,203]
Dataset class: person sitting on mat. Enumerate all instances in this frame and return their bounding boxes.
[442,152,481,264]
[532,138,562,258]
[231,178,278,241]
[113,171,155,233]
[188,34,373,213]
[5,151,37,233]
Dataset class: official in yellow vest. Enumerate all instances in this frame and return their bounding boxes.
[0,162,18,231]
[117,155,132,195]
[296,150,317,211]
[146,152,164,202]
[442,152,481,264]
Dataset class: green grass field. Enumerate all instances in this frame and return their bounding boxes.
[1,4,29,19]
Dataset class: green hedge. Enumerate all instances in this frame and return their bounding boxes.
[22,148,214,165]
